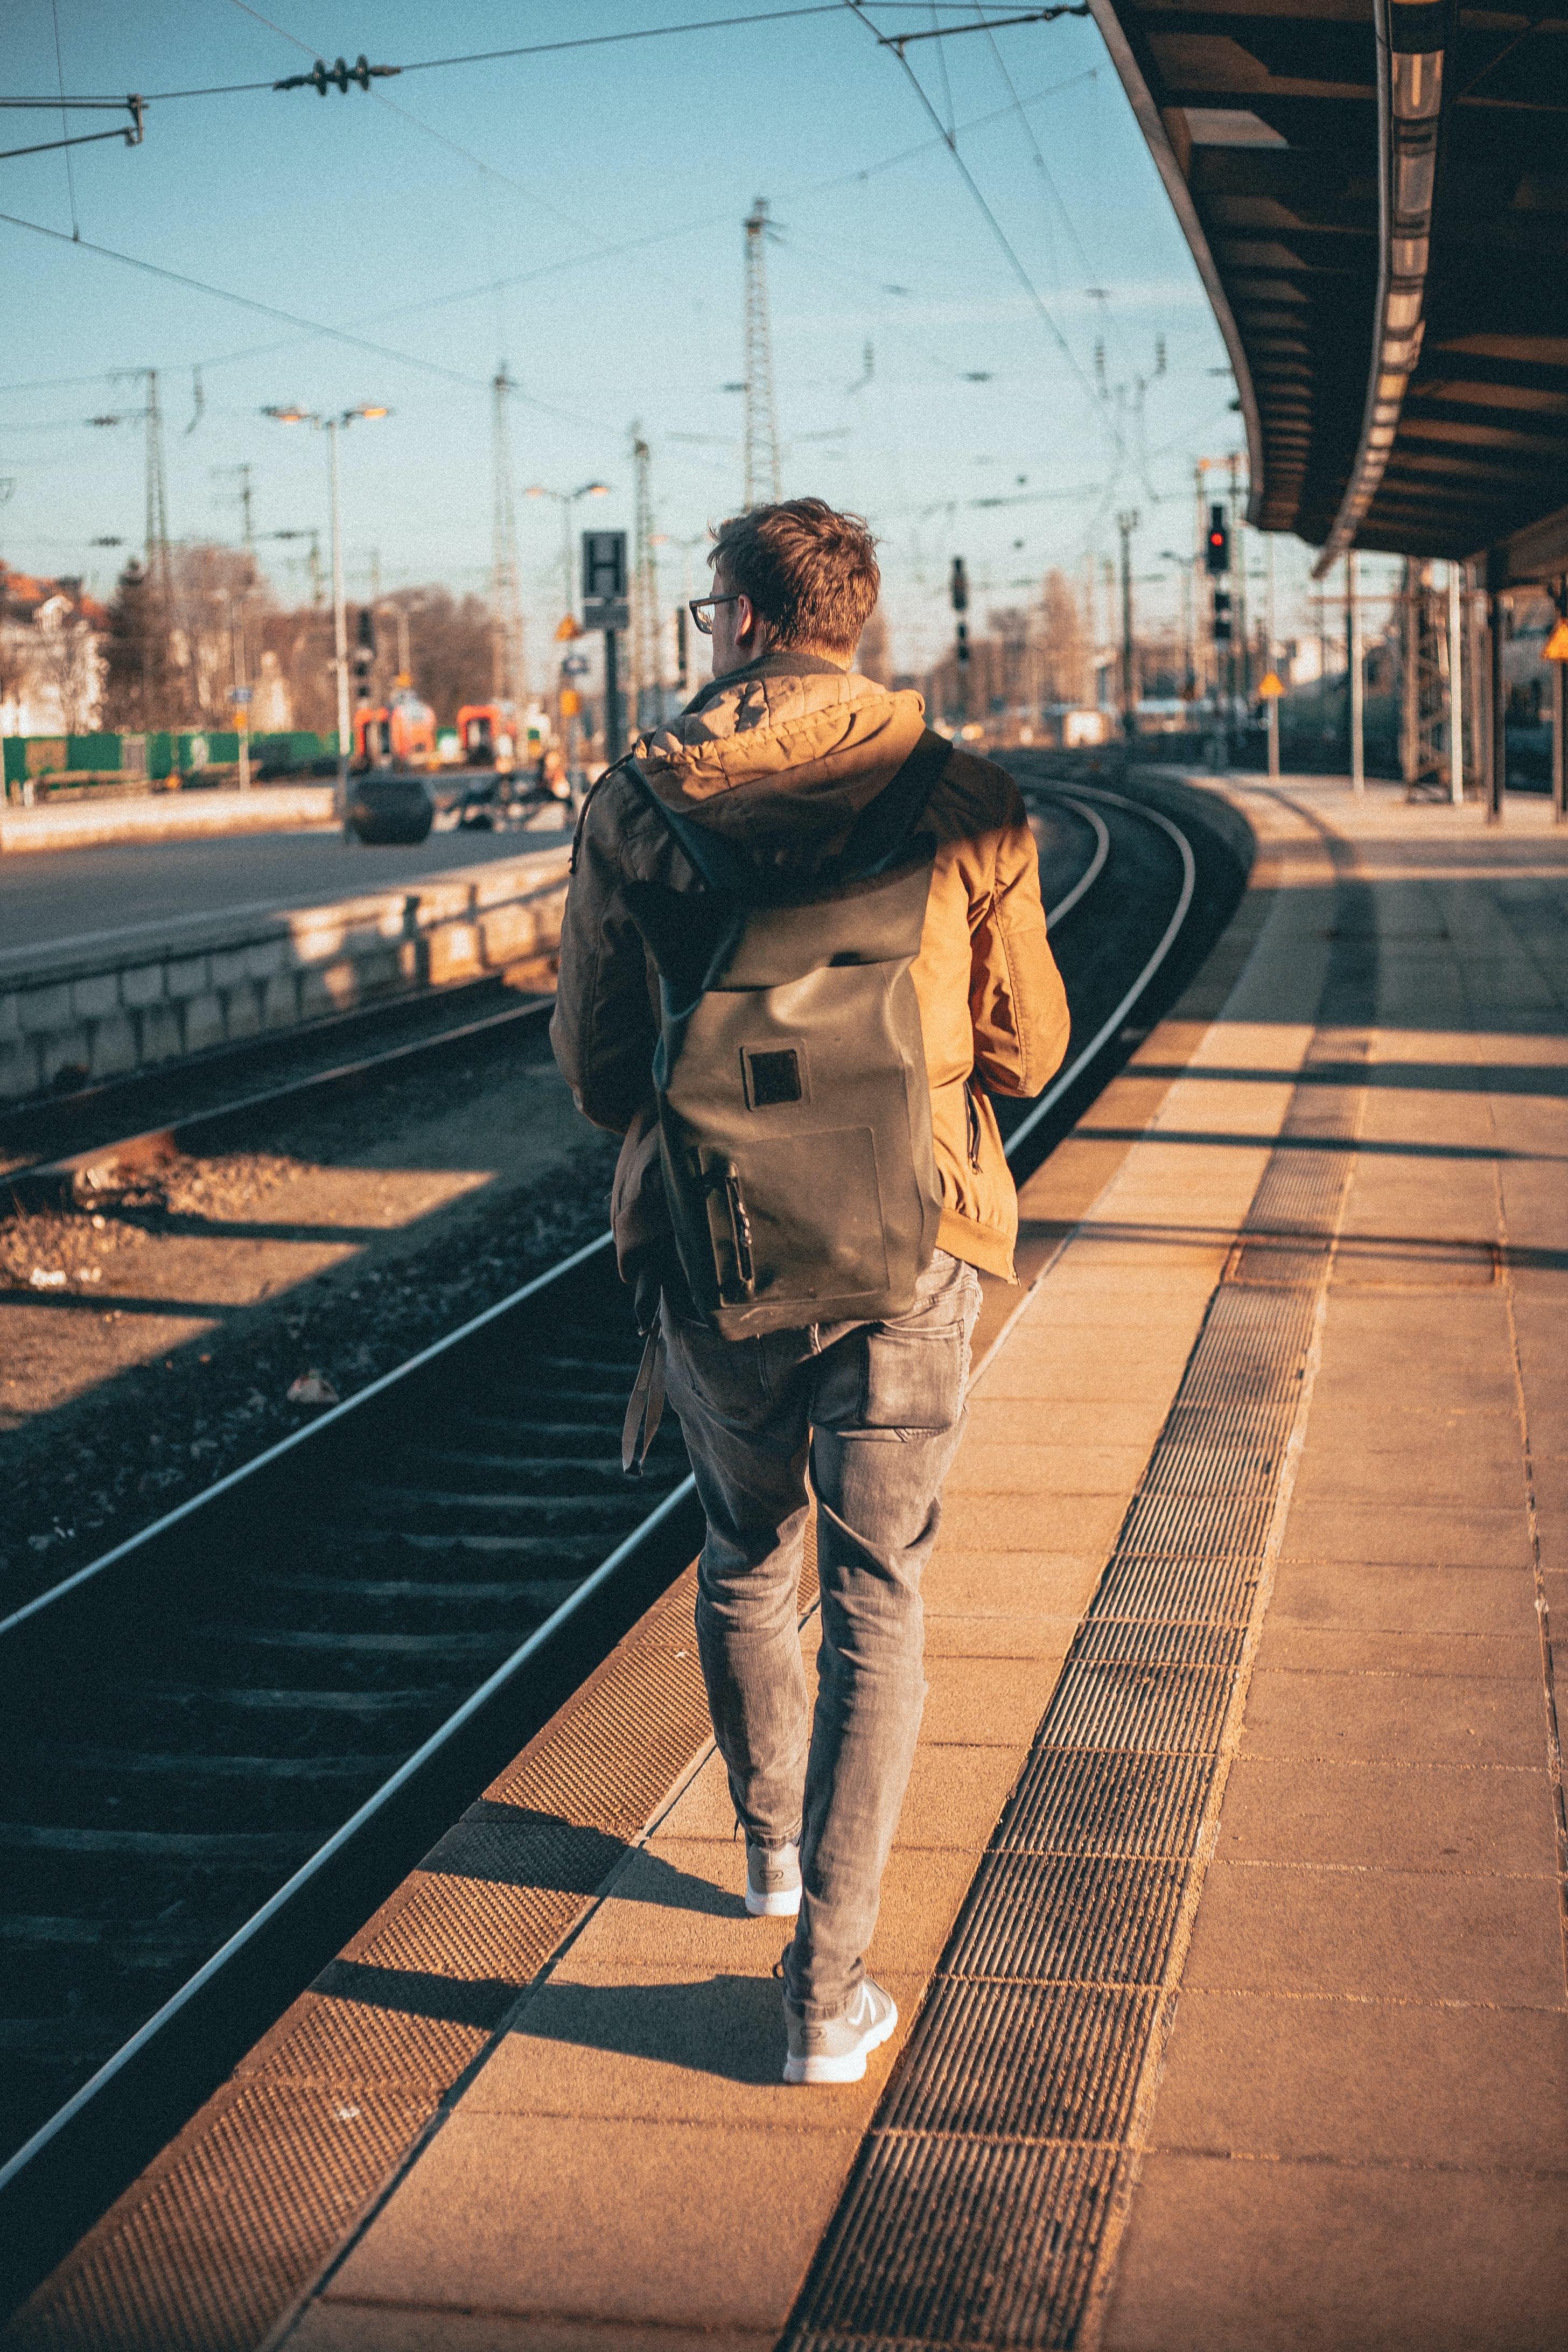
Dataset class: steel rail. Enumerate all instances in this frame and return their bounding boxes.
[0,791,1116,1644]
[1041,793,1111,925]
[4,991,555,1212]
[0,790,1128,1637]
[0,760,1192,2301]
[1004,781,1198,1161]
[0,1458,695,2206]
[3,793,1105,1212]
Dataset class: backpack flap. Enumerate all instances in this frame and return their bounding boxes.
[623,737,949,1338]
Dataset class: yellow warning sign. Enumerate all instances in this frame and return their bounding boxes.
[1258,670,1285,698]
[554,614,584,642]
[1545,618,1568,661]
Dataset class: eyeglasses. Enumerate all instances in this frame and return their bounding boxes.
[688,593,743,636]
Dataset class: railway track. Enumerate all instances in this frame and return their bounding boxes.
[0,769,1235,2315]
[2,988,557,1214]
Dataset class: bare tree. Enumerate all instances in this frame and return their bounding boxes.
[1037,569,1090,707]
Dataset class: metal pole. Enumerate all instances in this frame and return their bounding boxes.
[1348,550,1365,794]
[1265,534,1279,779]
[1117,509,1138,743]
[1553,622,1567,827]
[1448,560,1464,804]
[328,418,350,818]
[234,601,250,792]
[1231,456,1250,706]
[604,626,623,764]
[1487,586,1505,823]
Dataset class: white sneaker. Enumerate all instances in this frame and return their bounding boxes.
[783,1977,898,2084]
[745,1837,802,1918]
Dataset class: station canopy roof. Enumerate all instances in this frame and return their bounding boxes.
[1090,0,1568,583]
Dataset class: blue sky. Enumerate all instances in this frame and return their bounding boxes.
[2,1,1294,677]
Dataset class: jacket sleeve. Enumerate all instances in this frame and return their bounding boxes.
[968,793,1071,1099]
[549,792,659,1135]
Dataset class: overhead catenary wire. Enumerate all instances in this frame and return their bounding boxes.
[839,0,1121,451]
[220,0,603,247]
[12,6,894,103]
[0,205,614,436]
[0,48,1101,408]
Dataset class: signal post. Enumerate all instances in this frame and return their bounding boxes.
[583,529,631,765]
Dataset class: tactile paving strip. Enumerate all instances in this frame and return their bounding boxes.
[787,1002,1370,2349]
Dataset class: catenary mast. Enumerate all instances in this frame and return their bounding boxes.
[743,198,781,510]
[491,366,526,705]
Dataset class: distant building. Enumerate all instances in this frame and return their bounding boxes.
[0,565,108,736]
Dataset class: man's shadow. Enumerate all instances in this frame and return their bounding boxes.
[505,1969,788,2087]
[318,1804,787,2080]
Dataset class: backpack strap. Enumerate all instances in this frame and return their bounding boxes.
[620,1324,667,1476]
[835,726,951,877]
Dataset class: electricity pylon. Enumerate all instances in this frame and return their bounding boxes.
[743,197,781,510]
[116,367,179,721]
[491,366,526,704]
[631,429,662,732]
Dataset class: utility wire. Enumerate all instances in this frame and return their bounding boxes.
[50,0,80,239]
[219,0,665,274]
[807,61,1096,188]
[16,4,1033,103]
[0,205,612,431]
[841,0,1118,449]
[0,12,1096,421]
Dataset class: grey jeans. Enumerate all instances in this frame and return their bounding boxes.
[660,1249,983,2018]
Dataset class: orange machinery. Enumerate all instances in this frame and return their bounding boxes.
[353,690,437,769]
[454,702,522,770]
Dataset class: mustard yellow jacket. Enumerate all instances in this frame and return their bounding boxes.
[551,652,1070,1283]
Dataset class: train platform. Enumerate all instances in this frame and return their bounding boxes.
[12,773,1567,2352]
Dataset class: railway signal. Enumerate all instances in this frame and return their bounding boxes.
[1205,506,1230,575]
[950,556,970,728]
[353,607,375,701]
[583,529,629,761]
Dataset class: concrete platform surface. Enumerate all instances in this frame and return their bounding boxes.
[258,781,1565,2350]
[0,814,573,960]
[11,774,1564,2352]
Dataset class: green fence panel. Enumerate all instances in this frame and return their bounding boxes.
[65,733,122,774]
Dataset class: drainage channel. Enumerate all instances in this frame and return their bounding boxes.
[783,843,1377,2352]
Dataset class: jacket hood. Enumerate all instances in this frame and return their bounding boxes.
[628,652,927,878]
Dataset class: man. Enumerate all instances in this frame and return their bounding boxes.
[552,499,1068,2082]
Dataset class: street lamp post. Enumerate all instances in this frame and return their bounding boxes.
[526,481,610,772]
[262,403,390,815]
[526,480,611,629]
[1116,510,1140,744]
